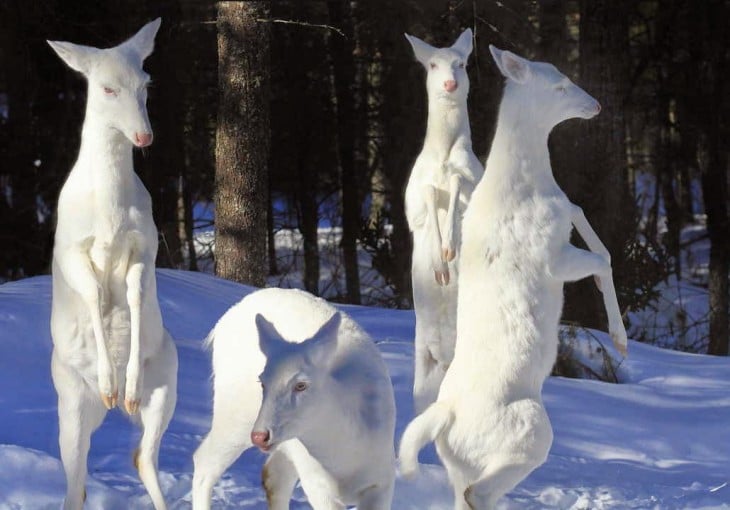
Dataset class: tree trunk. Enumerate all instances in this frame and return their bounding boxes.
[689,0,729,355]
[561,0,633,328]
[214,1,270,286]
[328,0,362,304]
[538,0,567,66]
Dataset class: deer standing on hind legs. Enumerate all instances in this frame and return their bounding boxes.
[47,18,177,510]
[399,47,628,510]
[404,29,484,414]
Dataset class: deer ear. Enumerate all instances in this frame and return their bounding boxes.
[451,28,473,58]
[121,17,161,63]
[47,40,98,76]
[256,314,287,358]
[490,45,531,84]
[405,33,436,67]
[305,313,342,367]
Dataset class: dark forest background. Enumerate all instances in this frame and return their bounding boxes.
[0,0,728,353]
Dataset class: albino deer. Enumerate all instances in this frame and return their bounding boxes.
[47,19,177,510]
[192,288,396,510]
[399,47,628,509]
[404,29,484,413]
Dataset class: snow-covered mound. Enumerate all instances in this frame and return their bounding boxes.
[1,270,729,509]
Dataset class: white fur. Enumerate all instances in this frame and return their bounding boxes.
[404,29,484,413]
[192,288,396,510]
[47,19,177,510]
[399,46,628,509]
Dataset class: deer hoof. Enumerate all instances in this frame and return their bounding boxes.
[434,269,450,286]
[612,336,628,358]
[124,398,140,415]
[101,391,118,410]
[442,247,456,262]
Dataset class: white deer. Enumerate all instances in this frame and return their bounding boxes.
[399,46,628,509]
[192,288,396,510]
[404,29,484,413]
[47,18,177,510]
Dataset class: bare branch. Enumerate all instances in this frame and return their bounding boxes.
[255,18,346,38]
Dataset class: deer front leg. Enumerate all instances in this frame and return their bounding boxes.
[441,173,462,263]
[56,246,117,408]
[424,184,449,286]
[276,439,345,510]
[569,204,628,356]
[124,251,147,415]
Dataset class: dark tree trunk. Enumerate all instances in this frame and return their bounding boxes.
[538,0,567,66]
[2,3,46,278]
[180,174,199,271]
[214,1,270,287]
[560,0,633,329]
[328,0,362,304]
[689,0,729,355]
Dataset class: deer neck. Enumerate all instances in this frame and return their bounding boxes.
[486,91,554,184]
[423,95,470,160]
[77,107,136,204]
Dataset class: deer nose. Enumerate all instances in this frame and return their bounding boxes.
[251,430,271,450]
[594,101,602,114]
[444,80,458,92]
[134,132,153,147]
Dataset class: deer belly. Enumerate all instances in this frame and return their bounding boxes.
[104,304,132,368]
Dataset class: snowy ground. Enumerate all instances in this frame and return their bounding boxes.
[1,269,729,509]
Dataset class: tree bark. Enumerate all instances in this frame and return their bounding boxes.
[214,1,270,286]
[688,0,729,355]
[560,0,633,328]
[328,0,362,304]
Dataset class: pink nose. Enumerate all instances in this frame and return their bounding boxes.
[444,80,458,92]
[251,430,270,449]
[134,132,153,147]
[595,101,602,114]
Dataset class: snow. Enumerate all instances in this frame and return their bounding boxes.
[2,269,730,509]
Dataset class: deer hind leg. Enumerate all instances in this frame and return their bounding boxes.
[435,439,472,510]
[56,247,117,408]
[464,400,552,510]
[262,449,299,510]
[412,320,442,414]
[135,334,177,510]
[357,480,394,510]
[52,352,107,510]
[463,458,541,510]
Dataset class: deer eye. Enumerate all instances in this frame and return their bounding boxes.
[430,62,437,69]
[293,381,308,392]
[458,62,465,69]
[103,87,117,96]
[556,85,567,94]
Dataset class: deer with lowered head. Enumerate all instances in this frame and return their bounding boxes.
[192,288,396,510]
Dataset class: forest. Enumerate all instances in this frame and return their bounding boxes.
[1,0,728,354]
